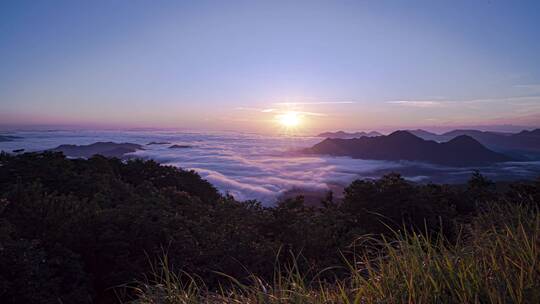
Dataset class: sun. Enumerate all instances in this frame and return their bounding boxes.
[277,111,301,128]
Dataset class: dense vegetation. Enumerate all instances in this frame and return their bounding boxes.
[0,152,538,303]
[134,203,539,304]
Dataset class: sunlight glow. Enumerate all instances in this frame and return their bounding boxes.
[277,111,301,128]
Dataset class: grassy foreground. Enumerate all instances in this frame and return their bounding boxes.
[130,203,539,304]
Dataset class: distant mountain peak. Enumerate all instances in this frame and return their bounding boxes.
[367,131,383,136]
[447,135,481,145]
[409,129,437,134]
[317,130,382,139]
[50,142,143,158]
[516,129,540,137]
[387,130,425,142]
[388,130,415,137]
[306,131,512,166]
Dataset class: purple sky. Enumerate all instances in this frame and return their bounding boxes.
[1,1,539,133]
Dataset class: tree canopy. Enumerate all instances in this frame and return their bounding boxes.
[0,152,538,303]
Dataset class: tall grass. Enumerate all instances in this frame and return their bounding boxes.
[130,203,539,304]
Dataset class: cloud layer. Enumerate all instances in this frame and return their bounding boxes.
[2,130,539,204]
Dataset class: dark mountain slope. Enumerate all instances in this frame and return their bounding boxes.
[403,128,540,159]
[306,131,512,166]
[317,131,382,138]
[50,142,142,158]
[515,129,540,137]
[407,129,440,141]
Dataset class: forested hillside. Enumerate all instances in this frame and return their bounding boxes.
[0,152,538,303]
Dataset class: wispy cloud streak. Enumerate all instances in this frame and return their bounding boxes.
[236,107,327,116]
[388,95,540,107]
[387,100,444,107]
[273,101,356,106]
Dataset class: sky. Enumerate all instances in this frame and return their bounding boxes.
[1,0,540,134]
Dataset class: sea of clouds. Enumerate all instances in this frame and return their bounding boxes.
[1,130,539,204]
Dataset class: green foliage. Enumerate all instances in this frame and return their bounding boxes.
[132,203,540,304]
[0,240,91,304]
[0,152,227,303]
[0,152,538,303]
[342,173,458,236]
